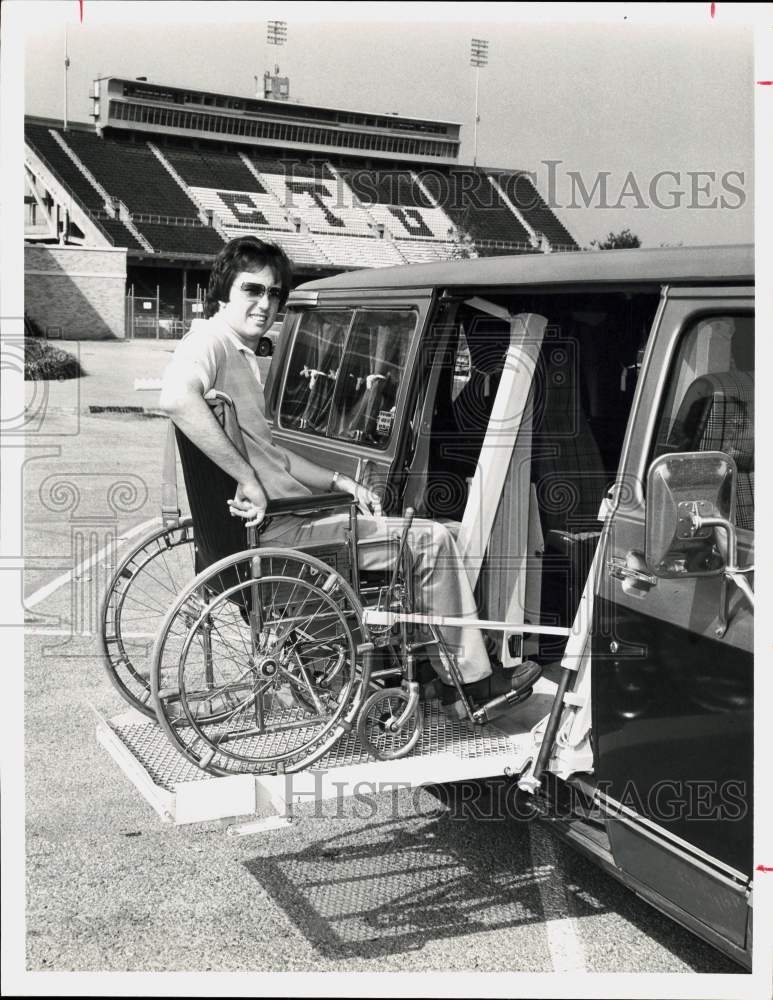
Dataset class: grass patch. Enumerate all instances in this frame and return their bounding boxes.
[25,338,85,381]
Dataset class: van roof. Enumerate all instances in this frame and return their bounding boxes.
[296,244,753,294]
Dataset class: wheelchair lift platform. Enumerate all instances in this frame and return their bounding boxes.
[96,677,557,834]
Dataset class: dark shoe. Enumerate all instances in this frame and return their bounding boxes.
[440,659,542,718]
[464,658,542,703]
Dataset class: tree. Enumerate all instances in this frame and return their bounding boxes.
[590,228,641,250]
[447,222,476,260]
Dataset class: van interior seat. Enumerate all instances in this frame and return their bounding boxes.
[667,370,754,531]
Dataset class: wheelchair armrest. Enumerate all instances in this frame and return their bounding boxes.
[264,490,355,518]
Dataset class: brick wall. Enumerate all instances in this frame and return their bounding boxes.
[24,244,127,340]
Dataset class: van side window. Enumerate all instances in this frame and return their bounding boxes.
[651,314,754,532]
[279,309,351,436]
[279,308,416,448]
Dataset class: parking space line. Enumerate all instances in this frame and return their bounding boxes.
[528,822,586,972]
[25,517,157,609]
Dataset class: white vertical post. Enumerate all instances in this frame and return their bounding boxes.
[473,66,480,168]
[156,284,160,339]
[63,25,70,131]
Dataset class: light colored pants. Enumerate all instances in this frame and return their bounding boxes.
[261,511,491,685]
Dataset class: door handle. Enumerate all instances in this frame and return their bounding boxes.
[608,553,657,596]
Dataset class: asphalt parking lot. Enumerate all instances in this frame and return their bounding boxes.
[16,338,744,980]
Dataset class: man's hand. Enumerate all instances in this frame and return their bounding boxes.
[228,475,269,528]
[335,474,382,517]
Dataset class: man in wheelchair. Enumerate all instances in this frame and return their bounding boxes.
[159,236,540,717]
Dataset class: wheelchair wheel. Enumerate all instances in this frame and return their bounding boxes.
[151,547,372,775]
[100,518,195,717]
[358,687,422,761]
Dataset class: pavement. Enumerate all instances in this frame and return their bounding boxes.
[12,339,744,984]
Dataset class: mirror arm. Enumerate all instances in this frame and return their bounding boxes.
[691,513,737,568]
[691,513,754,610]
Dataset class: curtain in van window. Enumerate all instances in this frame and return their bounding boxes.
[279,309,416,449]
[280,310,351,435]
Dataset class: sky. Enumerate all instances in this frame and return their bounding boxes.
[20,2,759,249]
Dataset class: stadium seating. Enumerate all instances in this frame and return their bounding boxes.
[164,148,259,192]
[312,234,407,268]
[496,171,578,249]
[24,119,577,266]
[267,231,331,266]
[60,130,201,218]
[189,187,293,232]
[248,156,333,180]
[338,167,458,244]
[97,217,146,251]
[341,168,433,208]
[424,169,535,249]
[254,166,375,237]
[134,222,224,255]
[25,124,106,211]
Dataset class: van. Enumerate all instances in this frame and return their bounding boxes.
[265,245,755,967]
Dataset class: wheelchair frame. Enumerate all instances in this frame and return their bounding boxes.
[100,396,469,775]
[100,394,572,781]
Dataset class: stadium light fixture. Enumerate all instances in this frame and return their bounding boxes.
[267,20,287,45]
[469,37,489,168]
[263,20,289,100]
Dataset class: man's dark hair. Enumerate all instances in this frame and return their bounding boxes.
[204,236,293,318]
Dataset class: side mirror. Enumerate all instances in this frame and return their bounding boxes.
[645,451,736,578]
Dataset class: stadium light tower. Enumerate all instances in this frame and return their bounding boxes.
[263,19,289,100]
[470,37,489,168]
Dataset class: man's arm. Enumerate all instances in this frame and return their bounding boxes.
[283,449,381,514]
[159,362,269,521]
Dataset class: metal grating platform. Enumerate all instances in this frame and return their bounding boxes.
[97,681,556,829]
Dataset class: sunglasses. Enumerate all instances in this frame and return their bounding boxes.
[239,281,283,302]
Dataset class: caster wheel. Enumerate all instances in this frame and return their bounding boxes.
[358,687,422,761]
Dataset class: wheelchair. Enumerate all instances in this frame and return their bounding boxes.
[100,395,470,776]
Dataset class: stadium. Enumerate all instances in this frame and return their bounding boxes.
[24,74,578,339]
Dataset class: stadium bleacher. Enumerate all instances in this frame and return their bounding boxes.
[164,147,260,192]
[24,106,577,272]
[60,129,201,218]
[97,217,146,251]
[252,165,376,238]
[247,156,334,180]
[25,123,105,211]
[312,234,406,268]
[133,222,224,255]
[497,171,578,249]
[189,187,293,232]
[342,168,433,209]
[426,168,536,252]
[268,231,332,266]
[338,166,456,241]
